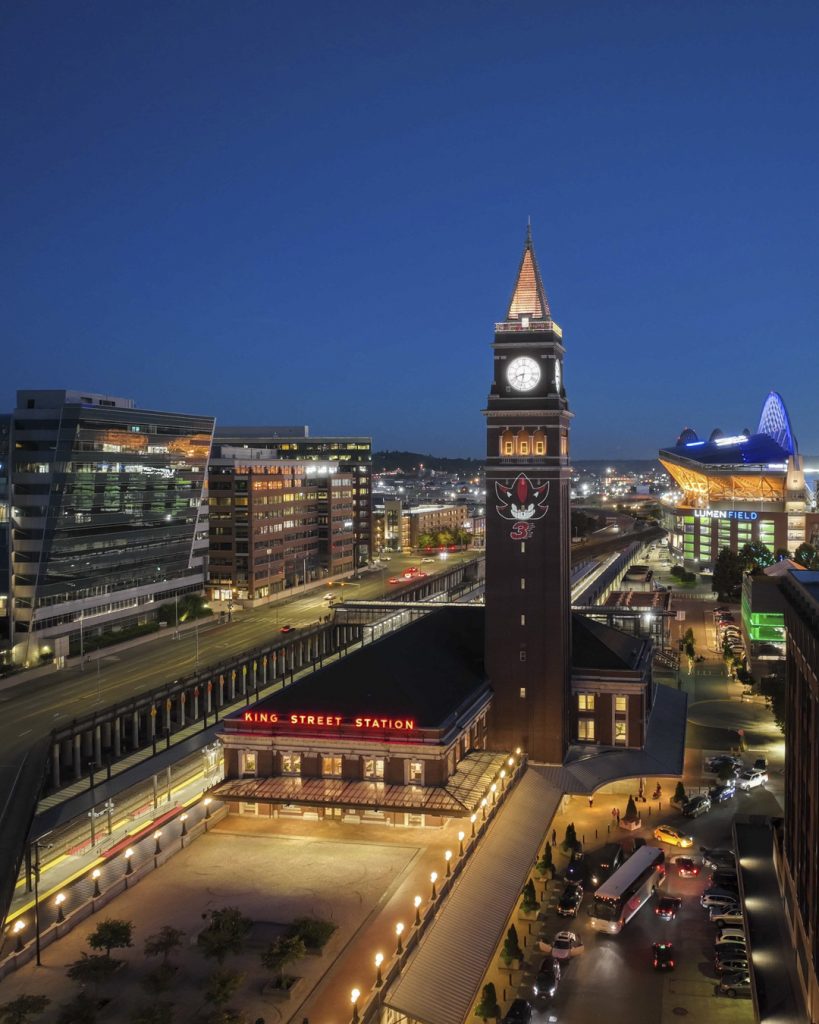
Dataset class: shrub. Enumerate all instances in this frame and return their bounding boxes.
[673,781,687,805]
[197,908,252,964]
[519,879,538,914]
[501,925,523,966]
[623,796,639,822]
[66,954,120,988]
[561,822,577,852]
[140,964,178,995]
[475,983,500,1021]
[57,993,98,1024]
[287,917,336,952]
[536,843,553,876]
[0,995,51,1024]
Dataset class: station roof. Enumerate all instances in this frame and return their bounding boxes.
[572,614,650,672]
[229,606,488,730]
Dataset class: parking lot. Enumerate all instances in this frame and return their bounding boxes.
[516,773,782,1024]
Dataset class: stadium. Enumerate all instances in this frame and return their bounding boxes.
[658,392,819,568]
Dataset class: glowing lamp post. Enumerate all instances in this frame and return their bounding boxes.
[13,919,25,952]
[458,830,465,856]
[351,988,361,1024]
[481,798,488,821]
[508,756,514,768]
[55,892,66,923]
[414,895,423,926]
[499,769,506,791]
[374,952,384,987]
[490,782,497,805]
[124,847,134,876]
[154,830,162,855]
[180,812,188,837]
[430,871,438,901]
[395,921,404,955]
[204,796,212,820]
[444,850,452,877]
[470,813,477,838]
[92,868,101,897]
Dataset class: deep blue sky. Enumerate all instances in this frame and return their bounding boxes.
[3,1,818,458]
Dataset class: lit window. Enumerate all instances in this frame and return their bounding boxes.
[504,441,514,455]
[322,755,342,777]
[519,651,527,663]
[615,696,627,713]
[519,441,529,455]
[614,720,627,745]
[578,719,595,741]
[535,441,545,455]
[578,694,595,711]
[520,614,526,626]
[281,753,301,775]
[520,578,525,590]
[242,751,257,776]
[519,687,527,698]
[408,760,424,784]
[363,757,384,780]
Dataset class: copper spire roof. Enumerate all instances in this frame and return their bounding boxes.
[506,225,551,321]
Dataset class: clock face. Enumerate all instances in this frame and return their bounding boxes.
[554,359,562,393]
[506,356,541,392]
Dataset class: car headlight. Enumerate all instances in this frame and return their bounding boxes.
[549,988,556,997]
[533,986,539,996]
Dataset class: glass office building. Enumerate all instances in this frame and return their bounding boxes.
[6,390,214,665]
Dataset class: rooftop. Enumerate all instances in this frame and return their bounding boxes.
[572,614,651,672]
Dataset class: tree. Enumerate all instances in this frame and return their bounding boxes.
[713,548,744,600]
[717,762,737,784]
[475,982,500,1021]
[501,924,523,966]
[794,543,819,570]
[759,672,786,733]
[0,996,50,1024]
[536,842,553,877]
[287,917,337,952]
[561,822,577,852]
[623,796,639,822]
[203,969,243,1009]
[673,781,687,805]
[260,935,305,984]
[740,542,774,574]
[197,908,252,964]
[129,1006,174,1024]
[519,879,538,914]
[66,954,121,987]
[144,926,186,964]
[87,918,134,958]
[57,993,98,1024]
[683,627,696,662]
[416,532,435,551]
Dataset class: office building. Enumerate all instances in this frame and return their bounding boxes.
[4,390,213,666]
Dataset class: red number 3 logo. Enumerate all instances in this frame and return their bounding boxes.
[510,522,532,540]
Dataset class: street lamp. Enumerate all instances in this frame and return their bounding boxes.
[374,951,384,987]
[470,813,477,838]
[13,919,25,952]
[351,988,361,1024]
[499,769,506,791]
[154,830,162,855]
[92,869,101,897]
[395,922,404,955]
[444,850,452,877]
[490,782,497,805]
[458,831,465,856]
[481,798,487,821]
[204,796,212,820]
[124,847,134,876]
[508,757,514,768]
[180,813,188,837]
[430,871,438,901]
[55,892,66,923]
[414,895,422,926]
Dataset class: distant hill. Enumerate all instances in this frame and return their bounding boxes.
[374,451,483,474]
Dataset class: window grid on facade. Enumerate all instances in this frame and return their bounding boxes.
[363,757,385,780]
[614,720,627,745]
[282,754,301,774]
[578,719,595,741]
[577,693,595,711]
[322,755,342,777]
[615,695,627,713]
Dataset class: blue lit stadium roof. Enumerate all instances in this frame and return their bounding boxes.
[661,392,797,467]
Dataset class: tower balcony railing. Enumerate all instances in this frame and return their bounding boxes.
[495,320,563,337]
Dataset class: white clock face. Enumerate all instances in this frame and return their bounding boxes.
[554,359,562,393]
[506,356,541,392]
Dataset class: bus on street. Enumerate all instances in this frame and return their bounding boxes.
[588,845,666,934]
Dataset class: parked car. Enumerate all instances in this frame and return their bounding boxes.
[279,624,295,633]
[701,847,736,870]
[700,889,740,911]
[753,757,768,771]
[717,972,752,998]
[587,843,625,887]
[655,895,682,921]
[736,770,767,791]
[501,1000,533,1024]
[556,882,584,918]
[710,909,744,927]
[704,755,742,774]
[533,958,561,999]
[683,795,711,818]
[654,825,694,848]
[565,850,585,884]
[670,856,700,878]
[549,931,583,960]
[715,929,746,947]
[652,941,675,970]
[710,869,739,890]
[709,784,736,803]
[715,954,750,976]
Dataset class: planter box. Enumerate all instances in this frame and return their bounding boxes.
[262,976,305,1002]
[620,818,642,832]
[518,908,538,922]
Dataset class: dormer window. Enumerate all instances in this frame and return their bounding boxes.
[521,316,530,328]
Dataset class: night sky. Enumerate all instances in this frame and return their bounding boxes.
[3,2,818,458]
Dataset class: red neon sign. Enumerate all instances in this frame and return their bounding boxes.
[241,711,416,731]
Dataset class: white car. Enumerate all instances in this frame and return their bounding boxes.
[736,770,768,791]
[539,930,583,960]
[716,928,746,945]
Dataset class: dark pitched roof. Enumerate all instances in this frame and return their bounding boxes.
[572,614,648,671]
[243,607,488,729]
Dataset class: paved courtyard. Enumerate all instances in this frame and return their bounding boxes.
[0,816,434,1023]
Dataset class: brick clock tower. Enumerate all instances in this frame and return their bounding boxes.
[484,228,572,764]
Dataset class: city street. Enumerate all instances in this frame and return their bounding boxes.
[0,552,476,771]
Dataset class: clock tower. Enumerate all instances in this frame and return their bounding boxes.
[484,227,572,764]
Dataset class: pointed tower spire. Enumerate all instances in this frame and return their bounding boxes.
[506,225,551,322]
